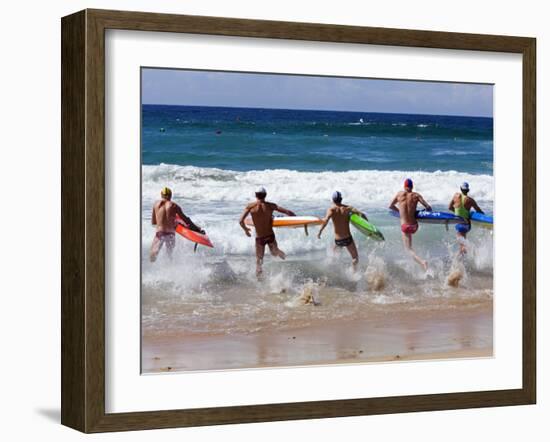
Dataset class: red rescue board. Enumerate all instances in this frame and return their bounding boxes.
[175,215,214,248]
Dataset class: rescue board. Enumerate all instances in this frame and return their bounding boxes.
[350,214,384,241]
[175,215,214,248]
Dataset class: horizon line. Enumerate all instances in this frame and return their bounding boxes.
[141,102,493,119]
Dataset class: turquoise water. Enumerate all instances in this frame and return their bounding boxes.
[142,105,493,174]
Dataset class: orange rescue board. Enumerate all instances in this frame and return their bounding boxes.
[175,215,214,248]
[245,216,323,228]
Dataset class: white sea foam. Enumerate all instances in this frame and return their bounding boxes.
[433,149,470,156]
[142,164,494,207]
[140,163,494,265]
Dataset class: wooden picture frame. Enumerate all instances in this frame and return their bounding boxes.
[61,9,536,433]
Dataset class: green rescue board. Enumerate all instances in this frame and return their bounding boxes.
[350,214,384,241]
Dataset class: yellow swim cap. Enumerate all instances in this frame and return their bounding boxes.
[161,187,172,197]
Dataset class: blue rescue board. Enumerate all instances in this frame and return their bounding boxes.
[389,209,463,224]
[469,211,493,228]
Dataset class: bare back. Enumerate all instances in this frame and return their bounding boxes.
[248,201,277,237]
[329,204,353,240]
[152,200,179,233]
[395,191,422,225]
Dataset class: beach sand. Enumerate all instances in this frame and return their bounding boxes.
[142,303,492,373]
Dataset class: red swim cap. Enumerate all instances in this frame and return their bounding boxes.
[404,178,413,189]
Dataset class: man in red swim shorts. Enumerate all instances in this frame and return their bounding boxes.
[389,178,432,271]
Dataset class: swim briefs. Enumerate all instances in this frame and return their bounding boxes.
[256,233,276,246]
[401,223,419,234]
[155,231,176,248]
[455,223,471,234]
[335,236,354,247]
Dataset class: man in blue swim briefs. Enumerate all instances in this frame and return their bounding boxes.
[448,182,485,255]
[317,191,367,272]
[389,178,432,271]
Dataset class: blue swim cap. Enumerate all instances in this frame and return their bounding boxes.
[460,182,470,192]
[404,178,413,190]
[332,191,342,202]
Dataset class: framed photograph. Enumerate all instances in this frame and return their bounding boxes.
[61,9,536,433]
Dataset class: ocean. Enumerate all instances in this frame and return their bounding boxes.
[141,105,494,338]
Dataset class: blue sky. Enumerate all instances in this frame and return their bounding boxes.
[142,68,493,117]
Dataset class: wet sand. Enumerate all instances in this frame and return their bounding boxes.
[142,304,492,373]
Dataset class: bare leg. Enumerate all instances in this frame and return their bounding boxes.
[345,241,359,272]
[456,232,467,256]
[166,236,175,260]
[268,240,286,260]
[149,235,162,262]
[402,232,428,271]
[255,242,266,277]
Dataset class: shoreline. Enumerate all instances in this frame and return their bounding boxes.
[142,303,492,373]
